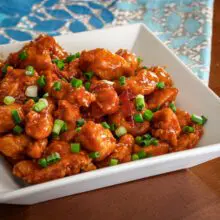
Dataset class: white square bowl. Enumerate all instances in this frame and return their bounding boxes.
[0,23,220,205]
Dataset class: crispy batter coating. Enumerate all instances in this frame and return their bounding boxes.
[0,134,31,160]
[79,48,132,80]
[148,66,173,87]
[90,81,119,118]
[116,49,139,74]
[133,141,169,156]
[0,68,39,103]
[152,108,181,146]
[115,69,159,95]
[0,104,24,134]
[25,100,54,139]
[78,121,116,161]
[7,35,67,71]
[147,88,178,110]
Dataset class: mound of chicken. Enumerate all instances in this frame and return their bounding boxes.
[0,35,207,184]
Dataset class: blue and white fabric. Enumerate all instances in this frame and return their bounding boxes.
[0,0,214,84]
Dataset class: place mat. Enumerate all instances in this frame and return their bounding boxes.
[0,0,214,84]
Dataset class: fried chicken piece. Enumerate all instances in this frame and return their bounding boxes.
[90,81,119,118]
[176,108,191,128]
[7,35,67,72]
[13,152,92,184]
[116,49,139,73]
[119,134,135,149]
[173,124,204,152]
[54,100,81,142]
[13,141,95,184]
[133,141,169,156]
[26,139,48,159]
[115,69,159,95]
[148,66,173,87]
[0,104,24,134]
[78,121,116,161]
[147,88,178,110]
[0,134,31,160]
[96,134,134,168]
[0,68,39,103]
[25,99,54,139]
[49,79,95,108]
[79,48,132,80]
[60,58,82,81]
[109,91,150,136]
[151,108,181,146]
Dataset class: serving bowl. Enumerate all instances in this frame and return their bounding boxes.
[0,23,220,205]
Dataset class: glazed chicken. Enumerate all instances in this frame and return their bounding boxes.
[0,35,207,184]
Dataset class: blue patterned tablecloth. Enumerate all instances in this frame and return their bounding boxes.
[0,0,214,84]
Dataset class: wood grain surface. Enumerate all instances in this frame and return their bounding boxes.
[0,1,220,219]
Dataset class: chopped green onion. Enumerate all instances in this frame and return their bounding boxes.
[142,66,148,69]
[37,75,46,88]
[89,151,100,159]
[135,136,142,144]
[156,82,165,89]
[25,85,38,97]
[52,119,65,136]
[25,66,34,76]
[46,152,61,165]
[137,150,146,159]
[151,138,159,146]
[137,57,143,63]
[65,52,80,63]
[75,127,81,132]
[109,158,119,166]
[140,139,151,147]
[13,125,23,134]
[53,59,64,70]
[61,122,68,133]
[101,121,110,129]
[11,110,22,124]
[84,82,91,91]
[110,123,116,131]
[1,64,9,75]
[4,96,15,105]
[169,102,176,113]
[152,106,160,112]
[33,99,48,112]
[53,81,62,91]
[43,92,49,98]
[131,154,139,161]
[84,71,94,80]
[119,76,126,86]
[38,158,48,168]
[135,94,145,111]
[71,77,82,88]
[115,126,127,137]
[19,50,28,60]
[183,126,195,133]
[133,113,144,123]
[201,115,208,124]
[76,118,85,127]
[142,133,151,140]
[191,114,204,125]
[70,143,81,153]
[143,109,153,121]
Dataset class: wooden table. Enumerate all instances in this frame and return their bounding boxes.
[1,2,220,219]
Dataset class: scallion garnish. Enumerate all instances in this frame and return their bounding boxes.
[109,158,119,166]
[135,94,145,111]
[4,96,15,105]
[70,143,81,153]
[115,126,127,137]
